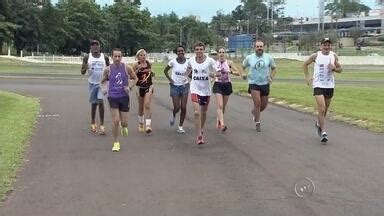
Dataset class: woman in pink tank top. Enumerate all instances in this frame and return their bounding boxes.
[213,47,246,132]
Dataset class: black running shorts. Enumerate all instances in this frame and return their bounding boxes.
[248,84,270,96]
[108,96,130,112]
[212,82,233,96]
[313,88,334,99]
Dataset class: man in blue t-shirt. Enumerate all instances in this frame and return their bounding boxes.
[242,40,277,132]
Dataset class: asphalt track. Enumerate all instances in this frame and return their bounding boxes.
[0,76,383,216]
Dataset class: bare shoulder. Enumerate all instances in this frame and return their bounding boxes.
[333,52,339,60]
[310,52,318,60]
[131,62,139,69]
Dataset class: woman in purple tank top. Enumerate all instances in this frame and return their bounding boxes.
[101,48,138,152]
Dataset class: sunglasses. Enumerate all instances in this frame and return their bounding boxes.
[114,55,121,57]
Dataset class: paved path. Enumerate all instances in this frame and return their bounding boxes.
[0,77,383,216]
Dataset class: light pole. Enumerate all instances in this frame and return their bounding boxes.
[179,24,188,45]
[299,17,304,36]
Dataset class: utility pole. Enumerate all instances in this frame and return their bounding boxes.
[271,0,274,33]
[318,0,325,32]
[299,17,304,35]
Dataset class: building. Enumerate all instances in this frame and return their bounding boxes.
[290,15,383,37]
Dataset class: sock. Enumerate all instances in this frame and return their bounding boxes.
[145,119,151,127]
[138,115,144,124]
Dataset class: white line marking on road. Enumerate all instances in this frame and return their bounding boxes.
[38,114,60,118]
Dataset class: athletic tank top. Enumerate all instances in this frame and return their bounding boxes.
[189,56,216,96]
[313,51,336,88]
[168,58,189,85]
[136,60,153,88]
[108,63,129,98]
[215,60,231,83]
[87,53,106,84]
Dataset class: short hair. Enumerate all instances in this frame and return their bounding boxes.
[321,37,332,44]
[254,40,264,46]
[90,38,100,45]
[174,45,185,53]
[216,47,226,52]
[111,48,122,55]
[193,41,205,49]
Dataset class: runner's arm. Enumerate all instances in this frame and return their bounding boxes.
[303,53,317,85]
[187,62,192,78]
[132,62,139,74]
[209,59,219,78]
[333,54,342,73]
[149,62,155,77]
[100,67,109,94]
[80,54,89,75]
[163,65,173,83]
[269,57,277,82]
[241,57,251,80]
[104,54,110,66]
[228,60,246,80]
[126,64,138,89]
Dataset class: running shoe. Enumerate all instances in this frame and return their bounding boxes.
[315,121,321,137]
[121,127,129,137]
[169,114,175,126]
[255,122,261,132]
[146,126,152,134]
[320,132,328,143]
[138,123,145,133]
[112,142,120,152]
[177,126,185,134]
[90,124,97,133]
[196,134,205,145]
[221,125,228,132]
[99,125,106,135]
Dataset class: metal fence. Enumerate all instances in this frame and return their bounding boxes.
[3,52,384,65]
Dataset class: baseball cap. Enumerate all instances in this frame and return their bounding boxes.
[90,40,100,45]
[321,37,332,44]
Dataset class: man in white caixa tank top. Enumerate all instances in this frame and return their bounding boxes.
[303,38,342,143]
[187,41,217,145]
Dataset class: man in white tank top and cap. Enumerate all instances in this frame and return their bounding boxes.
[303,37,342,143]
[81,39,110,135]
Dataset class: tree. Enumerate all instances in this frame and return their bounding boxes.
[211,10,237,37]
[0,0,18,54]
[231,0,285,36]
[56,0,106,55]
[150,12,180,51]
[8,1,42,55]
[325,0,370,18]
[105,2,155,55]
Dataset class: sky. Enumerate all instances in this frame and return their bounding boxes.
[54,0,378,22]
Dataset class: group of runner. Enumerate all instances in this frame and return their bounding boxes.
[81,37,342,152]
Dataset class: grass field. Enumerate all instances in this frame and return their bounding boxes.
[0,91,39,201]
[232,82,384,132]
[0,58,79,75]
